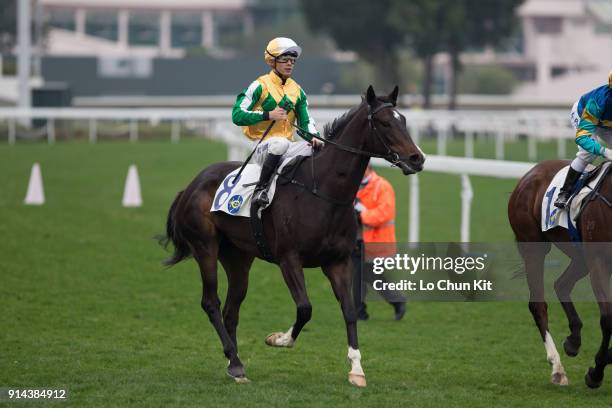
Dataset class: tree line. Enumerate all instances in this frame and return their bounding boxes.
[300,0,524,109]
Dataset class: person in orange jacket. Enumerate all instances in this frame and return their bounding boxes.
[352,164,406,321]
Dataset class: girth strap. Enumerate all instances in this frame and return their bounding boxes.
[250,203,275,263]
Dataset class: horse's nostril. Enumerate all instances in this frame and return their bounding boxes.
[409,153,423,165]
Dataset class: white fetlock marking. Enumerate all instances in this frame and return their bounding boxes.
[348,346,365,376]
[274,326,295,347]
[544,331,566,378]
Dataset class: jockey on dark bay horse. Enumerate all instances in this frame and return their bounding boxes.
[231,37,324,207]
[162,43,425,384]
[554,70,612,208]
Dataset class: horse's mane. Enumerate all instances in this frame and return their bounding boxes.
[323,100,366,141]
[323,95,396,141]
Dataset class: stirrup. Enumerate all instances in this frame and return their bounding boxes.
[554,194,570,209]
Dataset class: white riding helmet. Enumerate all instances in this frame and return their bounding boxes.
[264,37,302,64]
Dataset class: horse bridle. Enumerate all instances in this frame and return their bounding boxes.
[281,101,420,206]
[292,102,414,171]
[367,102,405,167]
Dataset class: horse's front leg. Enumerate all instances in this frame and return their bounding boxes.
[322,257,366,388]
[265,252,312,348]
[585,257,612,388]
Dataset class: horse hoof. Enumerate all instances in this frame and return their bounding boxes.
[227,364,246,380]
[551,372,569,386]
[348,373,367,388]
[265,332,294,348]
[563,337,580,357]
[233,376,251,384]
[227,368,250,384]
[585,368,602,389]
[265,332,281,346]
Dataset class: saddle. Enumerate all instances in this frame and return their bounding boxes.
[542,162,612,241]
[277,155,310,185]
[210,156,308,218]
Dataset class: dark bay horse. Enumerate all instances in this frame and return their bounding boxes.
[161,86,425,386]
[509,160,612,388]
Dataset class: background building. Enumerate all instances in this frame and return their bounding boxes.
[1,0,611,107]
[461,0,612,101]
[514,0,612,98]
[40,0,255,58]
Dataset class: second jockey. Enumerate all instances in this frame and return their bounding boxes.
[555,70,612,208]
[231,37,322,207]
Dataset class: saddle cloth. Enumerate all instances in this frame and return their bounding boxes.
[210,142,312,217]
[210,164,271,217]
[541,162,611,231]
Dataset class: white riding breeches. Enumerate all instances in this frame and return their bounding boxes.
[569,100,612,172]
[252,136,312,166]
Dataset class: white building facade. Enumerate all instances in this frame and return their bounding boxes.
[514,0,612,98]
[39,0,255,58]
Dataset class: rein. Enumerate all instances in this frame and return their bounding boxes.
[292,102,408,169]
[283,101,409,206]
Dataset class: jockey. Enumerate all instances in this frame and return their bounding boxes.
[231,37,322,206]
[555,70,612,208]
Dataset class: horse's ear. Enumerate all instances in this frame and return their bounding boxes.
[366,85,376,106]
[389,85,399,106]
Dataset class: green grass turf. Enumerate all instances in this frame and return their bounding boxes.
[1,140,610,407]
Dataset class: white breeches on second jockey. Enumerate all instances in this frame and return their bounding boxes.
[252,136,313,166]
[569,100,612,172]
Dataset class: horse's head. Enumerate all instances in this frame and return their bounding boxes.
[363,85,425,174]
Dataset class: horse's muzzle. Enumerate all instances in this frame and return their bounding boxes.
[398,153,425,175]
[398,161,416,175]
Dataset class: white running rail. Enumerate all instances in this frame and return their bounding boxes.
[0,107,543,242]
[0,107,573,162]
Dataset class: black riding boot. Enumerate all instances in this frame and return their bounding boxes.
[253,154,282,206]
[554,167,582,209]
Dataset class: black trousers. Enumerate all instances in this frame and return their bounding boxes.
[351,241,406,311]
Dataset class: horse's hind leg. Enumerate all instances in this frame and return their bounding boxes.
[265,253,312,348]
[584,257,612,389]
[192,241,248,383]
[553,258,588,357]
[322,257,366,388]
[218,244,253,378]
[520,242,569,385]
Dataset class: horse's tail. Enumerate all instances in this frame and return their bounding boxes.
[158,190,192,266]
